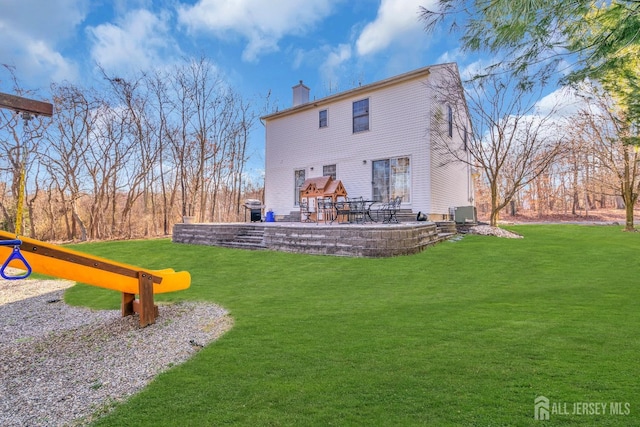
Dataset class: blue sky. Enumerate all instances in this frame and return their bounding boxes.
[0,0,490,177]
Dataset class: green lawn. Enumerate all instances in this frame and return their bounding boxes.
[64,225,640,426]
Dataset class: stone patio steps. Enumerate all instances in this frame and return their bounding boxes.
[219,226,266,250]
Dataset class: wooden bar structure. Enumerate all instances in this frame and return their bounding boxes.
[18,240,160,327]
[0,92,53,117]
[18,240,160,326]
[0,95,173,327]
[0,92,179,327]
[5,237,161,327]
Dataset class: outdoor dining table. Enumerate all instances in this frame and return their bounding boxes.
[330,199,378,224]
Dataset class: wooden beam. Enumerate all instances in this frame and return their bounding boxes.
[0,92,53,117]
[137,272,157,327]
[0,236,163,284]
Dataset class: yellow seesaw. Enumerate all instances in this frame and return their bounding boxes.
[0,230,190,326]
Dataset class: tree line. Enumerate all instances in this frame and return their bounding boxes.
[0,57,263,241]
[432,67,639,230]
[423,0,640,230]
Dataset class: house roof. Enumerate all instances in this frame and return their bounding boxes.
[261,62,460,121]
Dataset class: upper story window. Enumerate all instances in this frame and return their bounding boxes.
[447,105,453,138]
[353,98,369,133]
[319,109,328,128]
[323,164,336,180]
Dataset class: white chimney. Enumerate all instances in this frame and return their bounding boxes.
[292,80,310,107]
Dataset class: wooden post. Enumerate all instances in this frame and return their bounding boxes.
[137,271,156,327]
[121,292,135,317]
[120,275,159,327]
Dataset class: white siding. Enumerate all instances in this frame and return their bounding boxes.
[264,64,472,218]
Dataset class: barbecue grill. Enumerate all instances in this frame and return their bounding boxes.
[243,199,264,222]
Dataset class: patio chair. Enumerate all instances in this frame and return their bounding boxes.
[300,200,314,222]
[334,199,350,223]
[348,197,366,224]
[317,197,335,223]
[381,196,402,223]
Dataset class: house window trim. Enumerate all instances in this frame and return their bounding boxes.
[319,109,328,128]
[371,156,411,203]
[352,98,370,133]
[323,164,336,180]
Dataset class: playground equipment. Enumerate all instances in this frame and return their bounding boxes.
[0,92,53,235]
[0,93,190,327]
[0,231,191,327]
[0,93,53,116]
[0,238,32,280]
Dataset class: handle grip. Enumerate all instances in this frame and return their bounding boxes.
[0,242,32,280]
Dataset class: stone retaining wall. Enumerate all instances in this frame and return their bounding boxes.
[435,221,458,234]
[173,222,444,257]
[265,223,440,257]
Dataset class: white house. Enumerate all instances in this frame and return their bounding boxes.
[261,62,474,221]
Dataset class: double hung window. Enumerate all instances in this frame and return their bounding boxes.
[323,164,336,180]
[353,98,369,133]
[319,109,328,128]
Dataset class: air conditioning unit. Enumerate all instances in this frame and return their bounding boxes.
[454,206,477,224]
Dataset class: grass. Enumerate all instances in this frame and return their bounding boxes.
[62,225,640,426]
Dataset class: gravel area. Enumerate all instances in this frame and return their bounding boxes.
[0,277,233,427]
[468,225,523,238]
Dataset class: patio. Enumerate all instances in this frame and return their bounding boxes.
[173,220,457,258]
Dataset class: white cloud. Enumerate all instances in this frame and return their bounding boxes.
[319,44,353,93]
[436,48,464,66]
[0,0,87,85]
[25,40,78,83]
[0,0,87,41]
[535,87,583,117]
[355,0,425,57]
[457,59,501,81]
[177,0,337,62]
[88,9,180,75]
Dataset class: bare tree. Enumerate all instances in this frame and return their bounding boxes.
[167,56,257,223]
[102,72,161,237]
[0,56,259,241]
[573,85,640,231]
[43,83,100,241]
[169,61,199,219]
[431,70,565,226]
[147,69,177,235]
[0,70,50,235]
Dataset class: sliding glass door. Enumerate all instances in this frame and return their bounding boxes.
[372,157,410,202]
